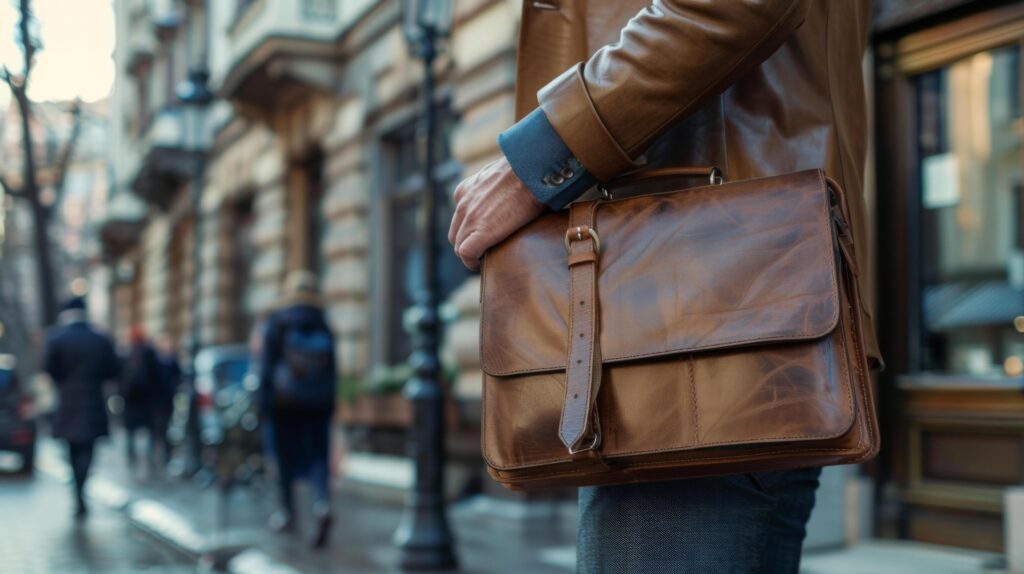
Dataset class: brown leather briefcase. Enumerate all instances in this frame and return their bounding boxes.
[479,167,879,490]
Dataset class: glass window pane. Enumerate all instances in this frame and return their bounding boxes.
[916,45,1024,377]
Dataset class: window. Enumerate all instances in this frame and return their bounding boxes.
[915,45,1024,377]
[303,149,327,277]
[230,195,256,343]
[167,217,193,348]
[380,118,464,365]
[302,0,337,21]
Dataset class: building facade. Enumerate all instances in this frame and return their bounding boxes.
[872,0,1024,553]
[100,0,1024,557]
[102,0,511,481]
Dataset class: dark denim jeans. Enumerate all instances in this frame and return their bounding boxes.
[271,414,331,515]
[577,467,822,573]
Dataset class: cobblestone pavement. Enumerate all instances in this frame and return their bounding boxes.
[0,470,195,574]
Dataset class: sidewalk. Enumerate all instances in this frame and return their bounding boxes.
[36,436,577,573]
[36,435,1013,574]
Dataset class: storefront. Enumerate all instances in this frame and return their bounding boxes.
[874,0,1024,551]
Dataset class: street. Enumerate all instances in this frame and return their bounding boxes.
[0,468,194,574]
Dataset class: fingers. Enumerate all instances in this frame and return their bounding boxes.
[456,231,487,271]
[448,197,465,247]
[448,171,478,246]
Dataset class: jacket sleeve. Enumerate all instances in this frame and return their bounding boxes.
[104,338,121,382]
[537,0,812,183]
[42,334,61,382]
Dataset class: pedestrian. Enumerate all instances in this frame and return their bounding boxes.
[258,270,337,549]
[120,325,161,473]
[42,297,120,519]
[153,336,181,472]
[447,1,880,572]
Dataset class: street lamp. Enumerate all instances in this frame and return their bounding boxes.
[393,0,457,571]
[176,66,213,365]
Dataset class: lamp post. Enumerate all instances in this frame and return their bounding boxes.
[393,0,457,570]
[177,67,212,362]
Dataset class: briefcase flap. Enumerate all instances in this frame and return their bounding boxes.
[479,169,840,377]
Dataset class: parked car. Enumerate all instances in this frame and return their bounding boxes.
[168,345,263,486]
[0,355,36,475]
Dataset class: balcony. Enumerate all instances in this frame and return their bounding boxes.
[98,192,147,258]
[125,17,156,75]
[216,0,377,113]
[130,107,197,210]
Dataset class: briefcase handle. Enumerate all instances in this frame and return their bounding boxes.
[599,166,723,199]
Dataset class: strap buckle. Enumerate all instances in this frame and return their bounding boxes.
[564,226,601,255]
[568,432,601,455]
[567,409,603,455]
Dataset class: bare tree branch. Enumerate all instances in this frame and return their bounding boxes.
[0,175,25,199]
[17,0,37,79]
[49,99,84,209]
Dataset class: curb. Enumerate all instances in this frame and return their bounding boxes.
[35,444,303,573]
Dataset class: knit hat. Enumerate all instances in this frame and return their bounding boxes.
[61,297,87,313]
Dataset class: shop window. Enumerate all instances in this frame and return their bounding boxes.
[915,45,1024,377]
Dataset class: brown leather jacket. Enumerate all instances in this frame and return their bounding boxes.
[514,0,880,363]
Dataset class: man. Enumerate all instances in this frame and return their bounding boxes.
[120,326,160,473]
[448,1,880,571]
[43,297,120,518]
[258,270,337,549]
[153,336,181,471]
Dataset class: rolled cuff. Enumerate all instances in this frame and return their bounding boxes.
[537,63,641,183]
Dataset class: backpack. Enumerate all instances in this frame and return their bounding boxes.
[272,323,335,410]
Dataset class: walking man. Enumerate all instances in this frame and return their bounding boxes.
[121,326,161,472]
[154,336,181,471]
[43,297,120,518]
[258,270,337,549]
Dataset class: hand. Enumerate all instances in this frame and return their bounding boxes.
[448,157,545,271]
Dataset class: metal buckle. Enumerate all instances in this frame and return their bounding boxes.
[568,410,603,455]
[564,226,601,254]
[597,185,613,200]
[710,167,724,186]
[568,432,601,455]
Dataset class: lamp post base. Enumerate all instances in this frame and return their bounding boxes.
[394,508,458,571]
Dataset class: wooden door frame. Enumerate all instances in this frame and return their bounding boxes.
[873,0,1024,541]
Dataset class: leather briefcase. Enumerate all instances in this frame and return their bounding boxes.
[479,167,879,490]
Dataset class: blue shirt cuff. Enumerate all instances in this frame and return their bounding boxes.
[498,108,596,211]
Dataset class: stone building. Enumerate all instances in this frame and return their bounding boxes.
[102,0,513,483]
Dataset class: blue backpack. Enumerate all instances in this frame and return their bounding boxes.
[273,325,335,410]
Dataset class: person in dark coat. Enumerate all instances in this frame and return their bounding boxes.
[43,297,120,518]
[153,336,181,471]
[258,270,337,549]
[120,325,161,472]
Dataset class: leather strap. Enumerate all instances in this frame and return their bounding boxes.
[559,201,603,453]
[607,166,723,190]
